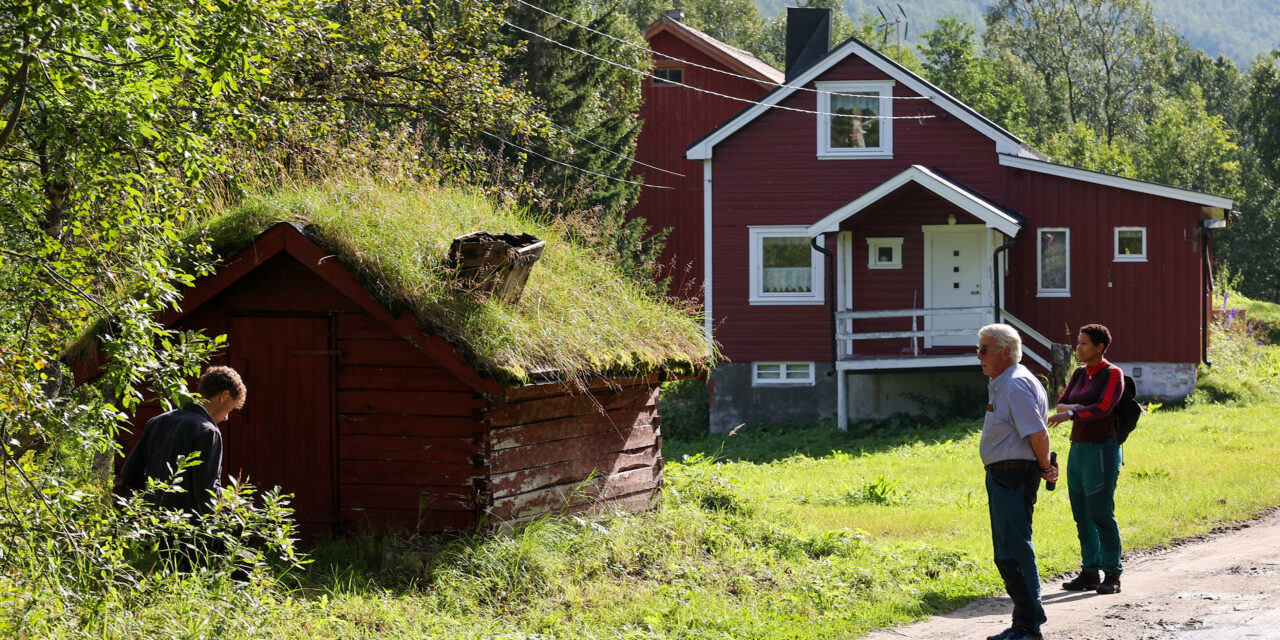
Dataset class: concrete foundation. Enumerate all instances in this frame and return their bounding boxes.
[1108,362,1198,399]
[842,369,989,421]
[708,362,838,433]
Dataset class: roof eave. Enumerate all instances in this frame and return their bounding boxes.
[998,154,1235,210]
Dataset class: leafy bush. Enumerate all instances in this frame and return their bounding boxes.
[1190,313,1280,405]
[657,379,709,441]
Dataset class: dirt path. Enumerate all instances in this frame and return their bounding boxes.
[861,511,1280,640]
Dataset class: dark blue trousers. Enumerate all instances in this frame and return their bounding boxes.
[986,466,1046,631]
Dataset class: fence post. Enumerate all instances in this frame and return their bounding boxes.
[1050,343,1073,400]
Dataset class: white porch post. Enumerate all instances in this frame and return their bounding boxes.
[837,369,848,430]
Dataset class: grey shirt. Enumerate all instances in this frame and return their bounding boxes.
[980,363,1049,466]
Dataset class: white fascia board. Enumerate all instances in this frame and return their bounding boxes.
[702,159,714,343]
[998,154,1235,210]
[686,37,1040,161]
[806,165,1022,237]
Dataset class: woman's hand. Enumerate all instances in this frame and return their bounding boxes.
[1047,411,1071,426]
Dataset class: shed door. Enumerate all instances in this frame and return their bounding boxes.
[925,225,987,347]
[225,316,336,536]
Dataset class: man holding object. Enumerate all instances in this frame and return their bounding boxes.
[977,324,1057,640]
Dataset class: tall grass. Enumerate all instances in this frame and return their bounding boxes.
[200,178,712,385]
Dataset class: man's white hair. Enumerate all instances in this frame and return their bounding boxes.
[978,323,1022,363]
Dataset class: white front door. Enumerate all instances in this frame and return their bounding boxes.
[925,225,987,347]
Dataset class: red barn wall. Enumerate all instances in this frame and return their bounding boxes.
[709,54,1003,363]
[632,30,773,298]
[1000,167,1208,364]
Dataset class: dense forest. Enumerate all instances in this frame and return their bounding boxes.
[752,0,1280,65]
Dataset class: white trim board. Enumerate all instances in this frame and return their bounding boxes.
[686,35,1042,161]
[806,165,1022,237]
[998,154,1234,211]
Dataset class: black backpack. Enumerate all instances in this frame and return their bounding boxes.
[1113,368,1142,445]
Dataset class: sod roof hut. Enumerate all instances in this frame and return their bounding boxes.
[116,182,710,537]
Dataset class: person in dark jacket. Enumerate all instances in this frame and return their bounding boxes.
[1047,324,1125,595]
[121,366,246,516]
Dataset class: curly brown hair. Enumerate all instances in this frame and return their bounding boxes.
[198,366,246,402]
[1079,324,1112,353]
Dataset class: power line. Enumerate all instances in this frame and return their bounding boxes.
[479,129,676,190]
[502,19,937,122]
[510,0,933,102]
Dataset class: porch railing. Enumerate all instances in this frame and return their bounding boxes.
[833,306,1058,373]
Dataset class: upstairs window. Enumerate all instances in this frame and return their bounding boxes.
[816,80,894,159]
[1114,227,1147,262]
[653,66,683,86]
[749,226,824,305]
[1037,228,1070,297]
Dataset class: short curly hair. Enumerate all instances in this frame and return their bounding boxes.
[1079,324,1112,353]
[197,366,246,403]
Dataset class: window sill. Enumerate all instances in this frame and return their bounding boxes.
[817,151,893,160]
[752,381,817,387]
[749,298,826,306]
[1113,256,1147,263]
[1036,291,1071,298]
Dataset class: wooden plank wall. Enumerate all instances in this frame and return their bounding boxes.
[481,381,664,525]
[334,312,488,532]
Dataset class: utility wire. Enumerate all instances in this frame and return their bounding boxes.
[479,129,676,190]
[510,0,933,102]
[502,20,936,121]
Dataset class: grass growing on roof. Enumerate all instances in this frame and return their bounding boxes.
[201,179,712,385]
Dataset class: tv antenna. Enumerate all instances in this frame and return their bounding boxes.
[875,4,909,61]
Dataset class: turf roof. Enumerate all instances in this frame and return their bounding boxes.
[200,180,713,386]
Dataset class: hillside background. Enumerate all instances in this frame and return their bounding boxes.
[753,0,1279,64]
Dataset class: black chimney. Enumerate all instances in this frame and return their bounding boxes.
[664,9,685,22]
[785,7,832,81]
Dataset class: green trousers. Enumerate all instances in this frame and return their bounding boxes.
[1066,439,1123,574]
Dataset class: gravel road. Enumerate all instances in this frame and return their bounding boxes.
[861,510,1280,640]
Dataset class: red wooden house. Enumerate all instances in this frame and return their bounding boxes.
[631,10,782,297]
[107,189,708,536]
[635,9,1233,430]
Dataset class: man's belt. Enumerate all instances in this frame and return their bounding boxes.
[985,459,1040,471]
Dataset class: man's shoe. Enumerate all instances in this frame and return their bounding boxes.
[1006,627,1043,640]
[1096,572,1122,594]
[986,628,1017,640]
[1061,569,1101,591]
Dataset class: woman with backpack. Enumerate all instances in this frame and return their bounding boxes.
[1047,323,1125,595]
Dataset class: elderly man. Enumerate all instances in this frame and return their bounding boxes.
[977,324,1056,640]
[122,366,246,516]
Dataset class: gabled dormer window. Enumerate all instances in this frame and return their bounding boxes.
[816,80,894,159]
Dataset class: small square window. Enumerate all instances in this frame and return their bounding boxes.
[753,362,815,386]
[866,237,904,269]
[1115,227,1146,262]
[653,67,683,86]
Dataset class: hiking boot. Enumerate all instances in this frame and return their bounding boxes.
[1096,572,1122,594]
[1006,628,1043,640]
[1061,569,1101,591]
[986,628,1017,640]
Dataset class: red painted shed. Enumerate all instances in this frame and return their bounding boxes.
[111,185,709,536]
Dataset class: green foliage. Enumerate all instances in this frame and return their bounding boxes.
[656,379,710,441]
[1038,121,1138,175]
[985,0,1176,144]
[1190,313,1280,406]
[202,179,712,386]
[919,18,1031,138]
[1134,86,1242,198]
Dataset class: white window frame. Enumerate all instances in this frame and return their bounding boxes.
[866,237,904,269]
[1114,226,1147,262]
[752,361,816,386]
[1037,227,1070,298]
[748,226,825,305]
[815,80,894,159]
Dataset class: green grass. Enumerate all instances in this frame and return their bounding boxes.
[1230,291,1280,343]
[199,178,711,385]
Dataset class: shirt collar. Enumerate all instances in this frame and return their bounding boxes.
[1085,358,1111,376]
[989,362,1019,391]
[183,402,214,422]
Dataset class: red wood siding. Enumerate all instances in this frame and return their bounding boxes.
[631,30,773,299]
[710,54,1005,363]
[482,383,662,524]
[1000,167,1208,364]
